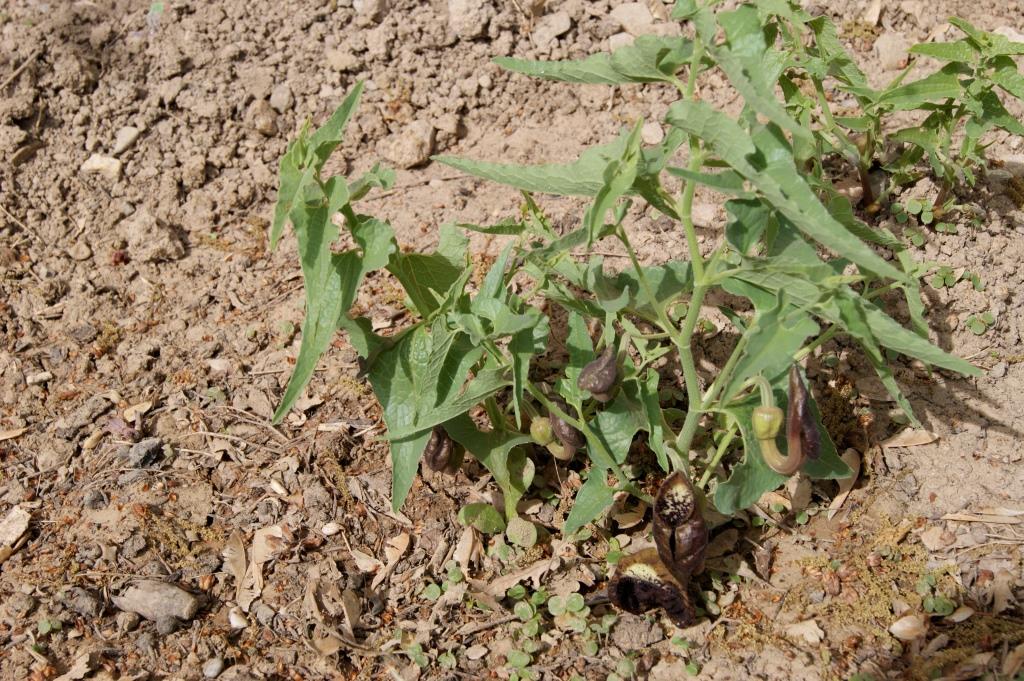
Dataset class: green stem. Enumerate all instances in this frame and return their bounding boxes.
[698,423,738,489]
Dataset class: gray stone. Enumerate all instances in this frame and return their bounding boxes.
[253,602,276,626]
[127,437,164,468]
[62,587,103,618]
[990,362,1008,379]
[610,612,664,649]
[155,615,180,635]
[6,592,36,618]
[116,611,141,632]
[54,396,111,440]
[203,657,226,679]
[112,580,201,622]
[246,99,278,137]
[379,120,435,169]
[67,242,92,261]
[136,631,157,655]
[353,0,388,21]
[532,11,572,47]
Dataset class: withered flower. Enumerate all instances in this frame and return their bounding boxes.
[607,548,695,627]
[787,365,820,462]
[549,399,584,450]
[653,472,708,585]
[578,346,618,402]
[422,426,462,474]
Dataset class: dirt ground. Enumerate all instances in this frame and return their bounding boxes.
[1,0,1023,679]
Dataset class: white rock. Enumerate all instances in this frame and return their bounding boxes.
[448,0,492,39]
[353,0,388,21]
[269,84,293,113]
[112,580,201,622]
[322,522,342,536]
[608,32,635,51]
[641,121,664,145]
[610,2,654,36]
[379,120,435,169]
[202,657,225,679]
[532,11,572,47]
[112,126,141,155]
[80,153,122,182]
[874,32,910,71]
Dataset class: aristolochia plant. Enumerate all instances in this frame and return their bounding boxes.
[269,1,1005,564]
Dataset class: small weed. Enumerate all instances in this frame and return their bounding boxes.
[966,311,995,335]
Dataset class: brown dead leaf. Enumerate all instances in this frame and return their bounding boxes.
[350,549,383,574]
[881,429,938,448]
[0,505,31,565]
[828,449,861,520]
[786,474,812,513]
[123,400,153,422]
[1003,642,1024,677]
[371,532,410,590]
[222,531,248,604]
[53,652,97,681]
[453,526,481,571]
[483,556,560,598]
[941,513,1023,525]
[0,427,28,442]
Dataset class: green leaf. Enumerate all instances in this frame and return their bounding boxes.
[563,471,615,536]
[666,102,905,281]
[724,198,773,255]
[878,64,965,110]
[273,212,397,423]
[445,414,534,520]
[435,128,633,197]
[737,267,979,375]
[639,370,669,472]
[495,36,693,85]
[666,167,751,197]
[908,40,978,63]
[583,122,643,243]
[270,82,364,249]
[588,384,645,465]
[706,5,812,148]
[458,503,507,534]
[718,284,820,402]
[457,219,526,236]
[990,56,1024,103]
[388,225,469,317]
[349,162,395,202]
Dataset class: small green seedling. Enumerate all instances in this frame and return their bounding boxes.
[966,311,995,335]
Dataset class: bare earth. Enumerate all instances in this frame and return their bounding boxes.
[1,0,1023,679]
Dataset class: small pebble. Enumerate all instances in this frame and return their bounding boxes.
[203,657,226,679]
[269,84,293,113]
[155,615,180,635]
[112,126,141,155]
[80,153,122,182]
[67,242,92,261]
[127,437,164,468]
[990,362,1008,379]
[135,631,157,655]
[26,371,52,386]
[253,602,276,626]
[116,611,141,633]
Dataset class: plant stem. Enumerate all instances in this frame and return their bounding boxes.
[698,423,738,489]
